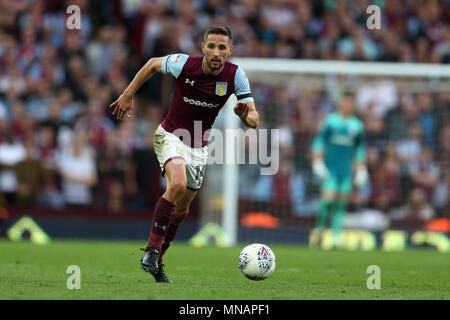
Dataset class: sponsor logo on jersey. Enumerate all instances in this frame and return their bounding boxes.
[215,82,227,96]
[183,96,219,108]
[331,134,353,146]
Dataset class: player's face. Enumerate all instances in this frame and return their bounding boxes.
[339,96,354,116]
[201,34,233,72]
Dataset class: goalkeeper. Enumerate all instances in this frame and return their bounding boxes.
[311,93,368,247]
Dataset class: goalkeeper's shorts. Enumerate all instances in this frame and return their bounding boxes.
[321,174,352,195]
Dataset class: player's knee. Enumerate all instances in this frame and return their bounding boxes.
[168,180,187,197]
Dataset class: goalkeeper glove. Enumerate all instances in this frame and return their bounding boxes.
[354,166,368,188]
[312,158,329,180]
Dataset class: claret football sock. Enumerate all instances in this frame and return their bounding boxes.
[159,222,181,263]
[146,197,176,251]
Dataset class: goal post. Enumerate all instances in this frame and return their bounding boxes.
[210,58,450,247]
[232,58,450,78]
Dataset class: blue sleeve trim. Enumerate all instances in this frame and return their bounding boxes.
[161,53,189,78]
[234,67,253,102]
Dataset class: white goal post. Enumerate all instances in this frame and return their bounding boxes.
[232,58,450,77]
[219,58,450,246]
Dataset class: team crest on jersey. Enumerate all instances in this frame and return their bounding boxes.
[215,82,227,96]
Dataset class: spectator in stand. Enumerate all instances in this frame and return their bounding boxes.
[95,131,130,212]
[355,78,397,120]
[432,164,449,217]
[384,93,419,142]
[433,92,450,150]
[435,25,450,63]
[64,53,89,102]
[338,27,378,61]
[35,125,58,172]
[416,93,436,149]
[58,134,97,208]
[252,156,305,215]
[407,147,440,201]
[438,124,450,168]
[14,138,45,207]
[362,112,389,150]
[74,99,115,153]
[0,0,448,216]
[57,87,83,124]
[0,129,26,206]
[8,99,33,143]
[368,143,403,213]
[86,25,118,78]
[396,121,424,164]
[129,129,165,209]
[400,188,435,222]
[0,104,8,143]
[26,78,54,121]
[0,60,27,98]
[28,42,65,88]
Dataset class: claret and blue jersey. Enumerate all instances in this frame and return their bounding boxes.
[160,53,254,148]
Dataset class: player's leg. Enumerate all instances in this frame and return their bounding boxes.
[330,177,352,246]
[159,145,206,261]
[311,176,337,248]
[141,158,187,276]
[150,184,199,284]
[160,142,206,260]
[146,158,187,249]
[316,176,338,230]
[159,188,199,263]
[152,145,206,283]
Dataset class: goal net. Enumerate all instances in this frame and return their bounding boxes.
[198,58,450,250]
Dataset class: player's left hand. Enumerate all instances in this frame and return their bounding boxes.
[234,101,249,120]
[109,94,133,120]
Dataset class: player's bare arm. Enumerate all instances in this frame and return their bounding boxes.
[109,56,164,120]
[234,100,259,128]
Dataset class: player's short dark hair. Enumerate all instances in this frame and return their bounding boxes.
[341,91,355,100]
[203,25,233,45]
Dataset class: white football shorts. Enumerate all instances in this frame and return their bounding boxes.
[153,124,208,190]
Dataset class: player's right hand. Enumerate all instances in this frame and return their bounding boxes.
[312,158,329,180]
[233,101,249,119]
[109,94,133,120]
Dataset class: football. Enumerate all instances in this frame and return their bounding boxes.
[238,243,276,280]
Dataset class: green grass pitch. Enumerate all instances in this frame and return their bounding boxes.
[0,239,448,300]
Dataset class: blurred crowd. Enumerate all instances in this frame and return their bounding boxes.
[0,0,448,222]
[240,79,449,224]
